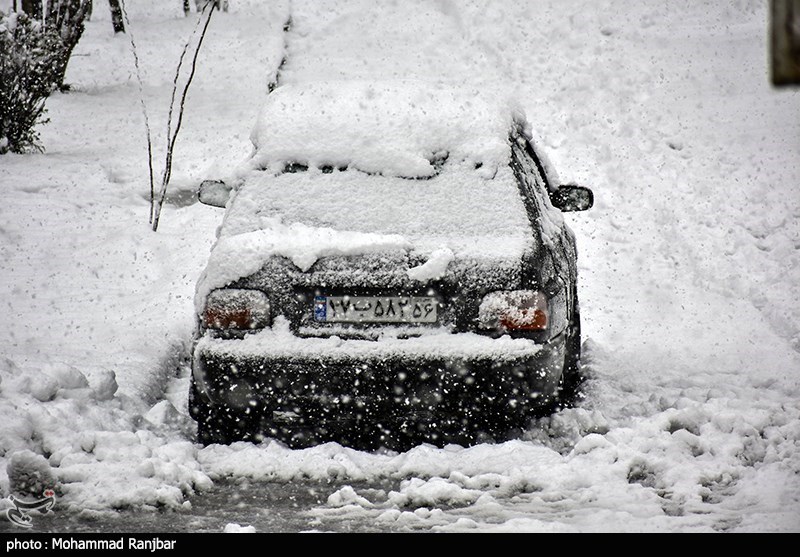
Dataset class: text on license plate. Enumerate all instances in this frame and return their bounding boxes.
[314,296,438,323]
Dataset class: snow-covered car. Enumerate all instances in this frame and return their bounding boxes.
[190,81,593,448]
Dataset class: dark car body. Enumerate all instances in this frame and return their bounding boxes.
[190,83,592,449]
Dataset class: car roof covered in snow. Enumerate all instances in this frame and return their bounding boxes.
[246,80,527,179]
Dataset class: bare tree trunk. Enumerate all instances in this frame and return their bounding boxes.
[108,0,124,33]
[195,1,228,12]
[20,0,43,19]
[772,0,800,85]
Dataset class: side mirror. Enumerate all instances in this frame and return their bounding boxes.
[551,184,594,212]
[198,180,232,208]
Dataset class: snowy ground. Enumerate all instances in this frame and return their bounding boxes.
[0,0,798,532]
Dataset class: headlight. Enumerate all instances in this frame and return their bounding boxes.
[203,289,271,331]
[478,290,548,331]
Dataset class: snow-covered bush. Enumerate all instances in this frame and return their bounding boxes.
[0,11,60,153]
[0,2,90,154]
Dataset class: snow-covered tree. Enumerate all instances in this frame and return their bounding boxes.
[0,1,91,153]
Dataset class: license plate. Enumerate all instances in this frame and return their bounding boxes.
[314,296,438,323]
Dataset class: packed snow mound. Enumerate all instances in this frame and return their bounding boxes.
[247,80,525,178]
[223,523,256,533]
[407,247,454,282]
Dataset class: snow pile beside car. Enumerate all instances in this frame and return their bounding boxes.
[0,360,213,511]
[196,393,800,531]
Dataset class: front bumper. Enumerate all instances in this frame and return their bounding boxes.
[191,327,565,445]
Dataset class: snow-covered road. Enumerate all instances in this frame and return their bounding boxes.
[0,0,797,532]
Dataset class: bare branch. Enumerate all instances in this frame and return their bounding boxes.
[152,4,215,231]
[118,0,155,223]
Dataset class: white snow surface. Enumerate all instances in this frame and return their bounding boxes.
[0,0,798,532]
[407,247,454,282]
[223,522,256,533]
[248,80,521,178]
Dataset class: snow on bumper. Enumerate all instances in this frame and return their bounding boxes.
[192,325,564,427]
